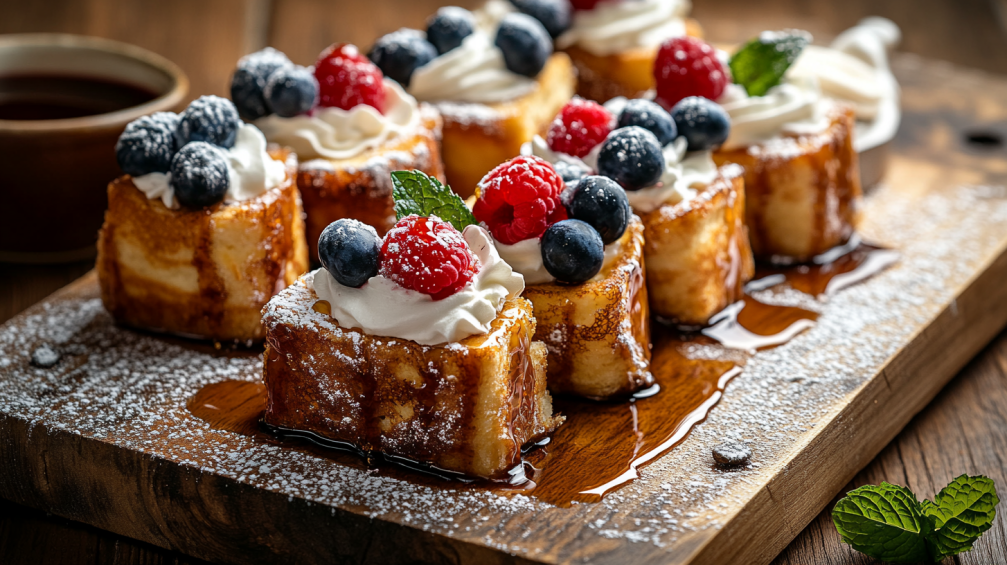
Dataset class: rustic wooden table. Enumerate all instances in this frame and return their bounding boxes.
[2,1,1007,563]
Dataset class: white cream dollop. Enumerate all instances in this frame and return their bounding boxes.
[493,234,622,285]
[716,77,832,151]
[310,225,524,346]
[409,31,537,104]
[787,17,901,152]
[133,124,286,209]
[557,0,690,57]
[254,79,420,161]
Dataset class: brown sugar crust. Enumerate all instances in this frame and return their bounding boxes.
[563,18,704,103]
[522,217,652,399]
[297,108,444,260]
[713,103,863,261]
[96,147,308,342]
[434,53,576,198]
[261,279,562,480]
[639,166,755,326]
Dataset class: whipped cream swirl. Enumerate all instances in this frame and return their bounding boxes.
[133,124,287,209]
[409,31,536,104]
[716,77,831,151]
[311,225,525,346]
[494,233,623,285]
[557,0,690,57]
[788,17,901,152]
[254,79,420,161]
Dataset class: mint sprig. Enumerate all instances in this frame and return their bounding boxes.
[390,170,477,232]
[728,30,810,97]
[832,475,999,563]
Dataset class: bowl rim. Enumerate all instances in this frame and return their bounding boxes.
[0,33,189,133]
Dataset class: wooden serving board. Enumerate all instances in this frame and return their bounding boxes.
[3,55,1007,565]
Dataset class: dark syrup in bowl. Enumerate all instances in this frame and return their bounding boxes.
[0,74,158,120]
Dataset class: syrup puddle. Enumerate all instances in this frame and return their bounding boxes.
[187,238,896,506]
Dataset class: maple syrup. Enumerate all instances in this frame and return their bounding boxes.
[0,74,157,120]
[187,237,896,504]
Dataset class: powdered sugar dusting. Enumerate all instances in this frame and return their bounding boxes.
[2,180,1006,559]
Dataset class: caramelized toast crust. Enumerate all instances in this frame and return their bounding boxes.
[434,53,576,197]
[640,166,754,326]
[713,103,862,261]
[261,278,562,480]
[97,147,308,342]
[298,109,444,260]
[523,217,652,399]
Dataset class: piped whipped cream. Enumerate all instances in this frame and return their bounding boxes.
[494,233,623,285]
[718,19,901,152]
[254,79,420,161]
[133,124,286,209]
[716,77,832,151]
[409,0,535,104]
[311,225,524,346]
[557,0,690,57]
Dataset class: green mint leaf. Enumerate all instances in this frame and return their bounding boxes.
[728,30,810,97]
[831,482,932,563]
[390,170,477,233]
[922,474,999,561]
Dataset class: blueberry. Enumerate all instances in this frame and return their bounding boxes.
[510,0,571,38]
[175,95,242,149]
[565,176,630,245]
[670,96,731,151]
[318,219,381,288]
[495,13,553,78]
[597,126,666,191]
[617,99,677,146]
[369,29,438,87]
[426,7,475,55]
[264,66,318,118]
[553,160,588,184]
[115,112,179,176]
[170,142,230,209]
[541,219,604,284]
[230,47,293,121]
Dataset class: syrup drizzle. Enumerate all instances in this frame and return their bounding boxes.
[187,238,897,505]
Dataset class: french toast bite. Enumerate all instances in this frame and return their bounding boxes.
[473,156,653,399]
[98,97,308,342]
[371,2,574,198]
[261,181,562,479]
[262,279,558,479]
[231,45,445,261]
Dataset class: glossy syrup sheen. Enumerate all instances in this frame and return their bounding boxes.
[0,74,158,120]
[188,240,897,505]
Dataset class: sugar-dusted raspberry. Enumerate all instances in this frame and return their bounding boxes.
[314,43,386,113]
[380,215,480,300]
[473,156,568,245]
[569,0,604,10]
[546,98,613,158]
[653,37,728,110]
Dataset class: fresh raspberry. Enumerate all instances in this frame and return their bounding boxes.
[314,43,386,113]
[473,156,568,245]
[380,215,480,300]
[653,37,728,110]
[569,0,604,10]
[546,98,613,158]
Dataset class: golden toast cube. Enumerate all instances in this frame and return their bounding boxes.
[96,147,308,342]
[562,19,704,103]
[522,217,652,399]
[434,53,575,197]
[297,108,444,261]
[640,166,755,326]
[714,103,863,261]
[261,277,562,480]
